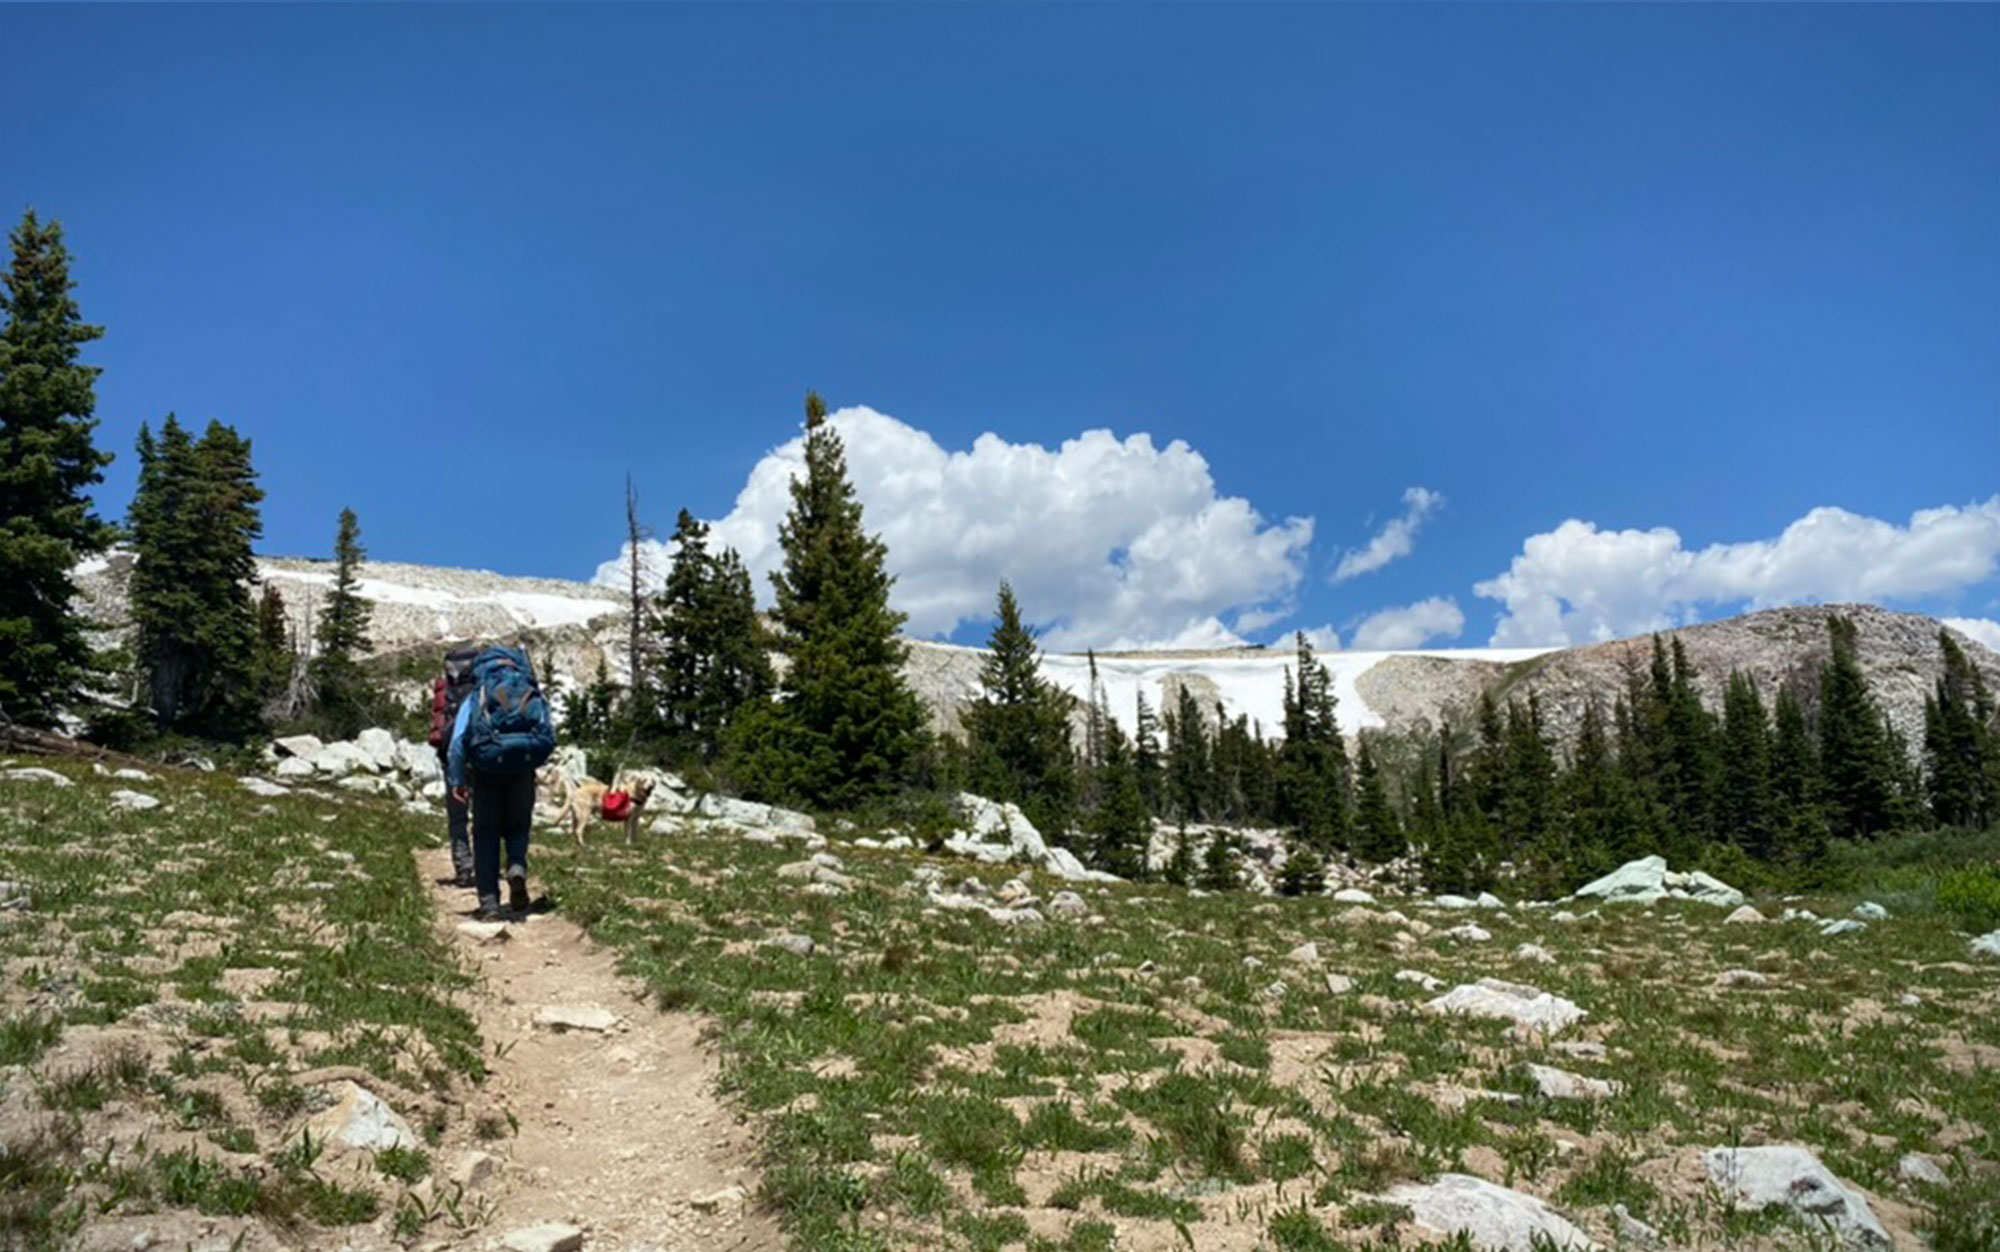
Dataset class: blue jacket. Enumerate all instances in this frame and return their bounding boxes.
[446,696,475,789]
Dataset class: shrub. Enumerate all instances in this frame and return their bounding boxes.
[1935,864,2000,932]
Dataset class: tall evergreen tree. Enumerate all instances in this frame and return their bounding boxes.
[1818,615,1901,841]
[1720,672,1777,860]
[0,211,114,725]
[1770,684,1829,869]
[1500,697,1564,893]
[646,510,774,763]
[963,581,1077,840]
[1278,631,1351,853]
[1086,716,1149,878]
[1164,684,1211,823]
[1133,690,1165,816]
[310,507,376,736]
[739,392,925,808]
[1925,629,1996,829]
[1351,735,1406,864]
[1562,700,1625,881]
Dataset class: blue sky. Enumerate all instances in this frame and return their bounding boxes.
[5,4,1997,651]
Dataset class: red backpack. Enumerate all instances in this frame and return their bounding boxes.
[427,648,483,749]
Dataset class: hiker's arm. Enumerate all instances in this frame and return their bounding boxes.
[447,697,473,791]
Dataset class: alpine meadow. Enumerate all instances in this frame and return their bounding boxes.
[5,5,2000,1252]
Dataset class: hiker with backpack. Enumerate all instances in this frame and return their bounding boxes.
[428,647,482,888]
[446,643,558,920]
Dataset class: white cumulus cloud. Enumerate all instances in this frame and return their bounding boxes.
[597,406,1314,650]
[1476,498,2000,647]
[1945,617,2000,656]
[1351,596,1467,651]
[1332,487,1443,583]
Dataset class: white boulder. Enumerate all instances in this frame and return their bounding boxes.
[1970,930,2000,958]
[1704,1146,1889,1250]
[1383,1173,1598,1251]
[1428,979,1586,1034]
[108,789,160,812]
[304,1081,418,1152]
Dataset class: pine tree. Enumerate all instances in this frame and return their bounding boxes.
[1720,672,1777,859]
[1661,637,1720,856]
[646,510,774,763]
[126,418,266,739]
[1500,697,1564,894]
[1161,820,1195,888]
[742,392,926,809]
[1925,629,1996,829]
[1196,826,1241,892]
[1563,701,1622,882]
[1278,631,1351,855]
[1133,690,1165,816]
[1165,684,1211,823]
[0,211,114,725]
[310,507,376,736]
[252,584,294,704]
[1352,735,1406,864]
[1770,684,1829,870]
[1086,717,1149,878]
[963,581,1077,841]
[1818,615,1900,841]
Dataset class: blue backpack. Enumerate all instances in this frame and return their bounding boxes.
[462,646,556,776]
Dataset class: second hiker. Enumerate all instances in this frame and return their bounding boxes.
[428,646,482,888]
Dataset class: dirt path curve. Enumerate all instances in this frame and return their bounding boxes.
[420,846,784,1252]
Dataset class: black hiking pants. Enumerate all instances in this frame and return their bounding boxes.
[439,751,471,880]
[469,769,535,905]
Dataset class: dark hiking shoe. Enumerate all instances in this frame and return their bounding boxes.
[507,866,530,913]
[472,896,505,922]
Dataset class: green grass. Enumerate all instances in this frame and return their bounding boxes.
[0,756,483,1246]
[10,750,2000,1251]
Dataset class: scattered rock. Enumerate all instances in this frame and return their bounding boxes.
[1286,942,1321,965]
[1724,905,1765,925]
[239,777,290,798]
[1324,973,1355,995]
[1048,891,1088,919]
[1612,1203,1661,1249]
[1476,892,1508,909]
[1332,887,1376,904]
[1971,930,2000,958]
[110,767,153,782]
[1898,1153,1947,1186]
[1705,1145,1889,1250]
[1853,902,1890,921]
[765,932,816,958]
[274,756,317,780]
[1513,943,1555,964]
[1383,1172,1599,1251]
[449,1150,500,1190]
[273,734,325,759]
[1446,923,1493,942]
[689,1184,748,1212]
[1525,1063,1619,1100]
[1819,919,1868,937]
[1434,894,1478,909]
[1552,1040,1607,1061]
[1573,855,1743,906]
[1428,979,1586,1034]
[1715,969,1768,988]
[304,1081,418,1151]
[1395,969,1445,992]
[1,767,72,787]
[534,1005,619,1032]
[108,789,160,811]
[501,1222,584,1252]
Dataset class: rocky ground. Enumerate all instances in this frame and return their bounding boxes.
[5,743,1999,1252]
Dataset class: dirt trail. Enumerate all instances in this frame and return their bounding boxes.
[422,847,783,1252]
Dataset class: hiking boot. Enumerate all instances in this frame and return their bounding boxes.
[473,895,504,922]
[507,865,530,914]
